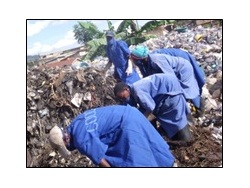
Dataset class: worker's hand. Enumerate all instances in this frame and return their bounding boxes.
[99,158,111,167]
[126,59,133,76]
[147,113,156,121]
[126,67,133,76]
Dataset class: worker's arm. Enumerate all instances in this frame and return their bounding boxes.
[99,158,111,167]
[103,61,112,73]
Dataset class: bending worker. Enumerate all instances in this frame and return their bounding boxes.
[130,45,203,116]
[151,47,206,114]
[114,73,194,142]
[49,104,175,167]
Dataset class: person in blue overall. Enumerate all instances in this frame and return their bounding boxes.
[151,47,206,115]
[48,104,175,167]
[114,73,194,142]
[103,31,140,86]
[130,45,204,116]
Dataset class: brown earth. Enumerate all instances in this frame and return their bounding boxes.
[159,125,222,167]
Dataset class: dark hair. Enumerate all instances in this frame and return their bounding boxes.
[114,82,129,96]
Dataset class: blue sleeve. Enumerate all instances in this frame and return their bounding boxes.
[118,40,130,57]
[106,46,111,61]
[75,131,108,165]
[136,90,155,112]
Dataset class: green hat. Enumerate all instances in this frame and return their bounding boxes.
[131,45,149,59]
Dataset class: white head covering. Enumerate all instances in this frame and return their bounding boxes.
[48,125,71,159]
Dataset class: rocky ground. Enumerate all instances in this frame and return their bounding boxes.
[27,22,222,167]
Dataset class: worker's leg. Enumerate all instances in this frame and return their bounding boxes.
[171,124,194,142]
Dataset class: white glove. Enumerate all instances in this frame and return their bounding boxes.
[126,59,133,76]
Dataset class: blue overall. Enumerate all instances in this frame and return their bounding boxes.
[107,39,140,86]
[130,73,190,138]
[146,54,200,106]
[66,105,175,167]
[151,48,206,108]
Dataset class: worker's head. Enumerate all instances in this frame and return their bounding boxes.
[48,125,71,159]
[106,30,115,38]
[114,82,130,102]
[106,31,115,45]
[131,45,149,60]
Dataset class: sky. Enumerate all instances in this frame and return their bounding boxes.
[27,20,151,56]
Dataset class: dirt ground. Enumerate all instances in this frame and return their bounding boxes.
[160,125,222,167]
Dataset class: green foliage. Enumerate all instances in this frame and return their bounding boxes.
[114,32,127,40]
[27,61,35,67]
[107,20,115,32]
[27,55,40,63]
[125,37,145,46]
[73,21,103,44]
[84,38,107,61]
[116,20,137,34]
[139,20,176,34]
[125,35,156,46]
[73,20,178,61]
[86,45,107,61]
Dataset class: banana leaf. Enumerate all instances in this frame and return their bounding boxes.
[78,21,101,33]
[116,20,137,33]
[107,20,115,31]
[84,38,107,61]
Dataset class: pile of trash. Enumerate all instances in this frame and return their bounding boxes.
[27,23,222,167]
[27,66,118,167]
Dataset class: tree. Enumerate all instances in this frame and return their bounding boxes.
[73,21,103,44]
[73,20,177,61]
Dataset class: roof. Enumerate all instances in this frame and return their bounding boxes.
[44,56,78,68]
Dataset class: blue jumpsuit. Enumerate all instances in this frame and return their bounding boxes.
[129,73,190,139]
[151,48,206,108]
[66,105,175,167]
[144,54,200,106]
[107,40,140,86]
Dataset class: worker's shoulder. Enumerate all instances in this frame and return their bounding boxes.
[133,76,151,87]
[116,40,128,46]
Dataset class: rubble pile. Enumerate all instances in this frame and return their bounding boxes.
[140,24,223,127]
[142,24,223,167]
[27,23,222,167]
[142,24,222,76]
[27,66,117,167]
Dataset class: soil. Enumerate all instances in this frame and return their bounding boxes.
[158,125,222,167]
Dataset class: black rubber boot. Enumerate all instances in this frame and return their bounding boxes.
[171,125,194,142]
[187,113,195,126]
[196,97,206,117]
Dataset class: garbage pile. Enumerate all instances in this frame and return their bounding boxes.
[140,24,223,167]
[27,23,222,167]
[138,24,223,127]
[27,66,118,167]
